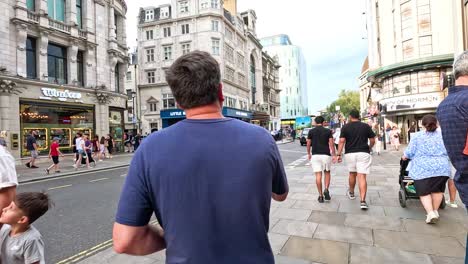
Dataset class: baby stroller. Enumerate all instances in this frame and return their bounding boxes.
[398,159,446,209]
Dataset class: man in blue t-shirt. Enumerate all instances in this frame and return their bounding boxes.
[113,51,289,264]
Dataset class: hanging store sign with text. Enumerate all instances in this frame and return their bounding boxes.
[40,88,82,101]
[380,92,445,112]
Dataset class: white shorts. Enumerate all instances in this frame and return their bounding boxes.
[345,153,372,174]
[311,155,332,173]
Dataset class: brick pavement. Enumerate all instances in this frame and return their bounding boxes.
[78,149,467,264]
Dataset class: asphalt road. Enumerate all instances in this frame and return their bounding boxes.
[18,142,305,263]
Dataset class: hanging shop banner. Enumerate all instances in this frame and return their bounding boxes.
[380,92,445,112]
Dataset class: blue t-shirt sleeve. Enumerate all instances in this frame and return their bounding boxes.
[271,142,288,195]
[115,150,153,226]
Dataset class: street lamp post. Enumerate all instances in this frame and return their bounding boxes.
[131,91,136,133]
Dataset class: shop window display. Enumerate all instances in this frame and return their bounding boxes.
[20,101,94,156]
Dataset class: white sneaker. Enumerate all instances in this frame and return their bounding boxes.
[446,200,458,208]
[72,164,77,169]
[425,211,438,224]
[434,210,439,219]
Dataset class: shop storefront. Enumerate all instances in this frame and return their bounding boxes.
[281,119,295,129]
[0,77,128,159]
[160,107,252,129]
[222,107,252,121]
[160,109,186,128]
[109,108,125,152]
[20,100,95,156]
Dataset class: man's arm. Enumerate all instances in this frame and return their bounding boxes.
[337,138,345,162]
[369,137,375,150]
[271,138,289,202]
[306,139,312,160]
[113,223,166,255]
[328,138,336,156]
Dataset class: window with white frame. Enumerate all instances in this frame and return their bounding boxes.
[145,10,154,21]
[211,20,219,31]
[224,44,234,64]
[146,48,155,62]
[181,43,191,55]
[147,71,155,83]
[181,24,190,34]
[179,0,189,13]
[225,28,233,40]
[237,53,245,70]
[149,102,158,112]
[163,27,171,37]
[163,94,176,109]
[126,71,132,81]
[201,0,208,9]
[211,0,219,8]
[160,8,169,19]
[212,39,220,55]
[146,30,154,40]
[164,46,172,60]
[238,73,245,86]
[225,66,235,82]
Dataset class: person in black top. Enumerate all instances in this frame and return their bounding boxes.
[307,116,336,203]
[337,109,376,210]
[291,129,296,142]
[25,130,39,169]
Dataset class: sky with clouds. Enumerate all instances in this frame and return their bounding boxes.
[126,0,368,114]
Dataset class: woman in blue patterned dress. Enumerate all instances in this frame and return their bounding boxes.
[403,115,451,224]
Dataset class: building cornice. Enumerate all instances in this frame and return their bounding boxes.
[367,54,454,82]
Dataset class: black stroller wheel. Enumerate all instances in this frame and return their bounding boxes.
[440,196,446,209]
[399,189,407,208]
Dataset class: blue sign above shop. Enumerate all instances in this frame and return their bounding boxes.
[223,107,252,119]
[160,109,186,119]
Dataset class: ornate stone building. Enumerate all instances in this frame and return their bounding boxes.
[0,0,128,158]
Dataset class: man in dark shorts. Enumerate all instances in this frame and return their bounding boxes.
[307,116,336,203]
[337,109,375,210]
[113,51,289,263]
[25,130,39,169]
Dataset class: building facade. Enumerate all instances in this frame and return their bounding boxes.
[124,52,138,134]
[260,34,308,121]
[136,0,274,133]
[0,0,129,158]
[365,0,455,144]
[262,52,281,131]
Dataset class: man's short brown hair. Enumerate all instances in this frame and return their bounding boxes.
[165,51,221,109]
[15,192,52,224]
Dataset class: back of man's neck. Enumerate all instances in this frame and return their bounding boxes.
[185,104,223,120]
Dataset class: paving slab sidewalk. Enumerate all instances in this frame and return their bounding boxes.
[78,149,467,264]
[15,153,134,183]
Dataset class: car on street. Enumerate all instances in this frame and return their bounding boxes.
[300,128,313,146]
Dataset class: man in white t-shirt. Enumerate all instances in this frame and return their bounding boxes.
[73,132,89,170]
[0,138,18,221]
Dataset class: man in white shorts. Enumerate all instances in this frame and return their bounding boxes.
[337,110,375,210]
[307,116,336,203]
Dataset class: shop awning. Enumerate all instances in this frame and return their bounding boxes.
[252,111,270,122]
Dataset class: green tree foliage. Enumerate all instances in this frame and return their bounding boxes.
[326,90,360,118]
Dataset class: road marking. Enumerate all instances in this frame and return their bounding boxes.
[89,178,109,183]
[120,174,127,177]
[20,166,129,186]
[56,219,160,263]
[287,155,310,169]
[47,184,72,191]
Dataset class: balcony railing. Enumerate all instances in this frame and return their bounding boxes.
[27,11,39,23]
[78,29,87,38]
[48,18,71,33]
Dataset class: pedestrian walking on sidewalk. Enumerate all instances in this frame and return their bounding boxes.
[307,116,336,203]
[0,192,52,264]
[390,126,401,151]
[45,137,64,174]
[337,109,375,210]
[385,124,392,145]
[436,50,468,263]
[25,130,39,169]
[99,136,106,161]
[105,134,114,159]
[291,129,296,142]
[73,132,89,170]
[113,51,289,263]
[0,138,18,217]
[82,134,95,167]
[402,115,451,224]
